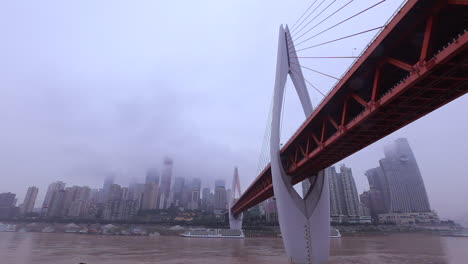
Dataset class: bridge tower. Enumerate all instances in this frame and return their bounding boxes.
[228,167,243,230]
[270,25,330,264]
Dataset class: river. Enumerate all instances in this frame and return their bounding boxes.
[1,232,467,263]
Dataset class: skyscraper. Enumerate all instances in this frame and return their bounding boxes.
[364,167,389,219]
[214,179,227,210]
[172,177,185,207]
[102,175,115,202]
[327,166,344,217]
[146,168,160,184]
[202,187,211,211]
[47,189,66,217]
[62,186,81,216]
[339,165,360,217]
[141,183,159,210]
[379,138,431,212]
[159,157,173,209]
[108,184,123,201]
[21,186,38,214]
[41,181,65,216]
[188,178,201,210]
[0,192,17,218]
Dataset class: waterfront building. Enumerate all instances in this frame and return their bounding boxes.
[146,168,160,184]
[102,175,115,202]
[172,176,185,207]
[103,200,138,221]
[265,198,278,223]
[41,181,65,215]
[0,192,17,218]
[378,211,440,225]
[121,187,129,200]
[47,190,66,217]
[340,165,360,217]
[363,167,390,222]
[188,178,201,210]
[379,138,431,213]
[62,186,82,216]
[159,157,173,209]
[78,186,91,201]
[141,183,159,210]
[108,184,123,201]
[201,187,211,211]
[21,186,38,214]
[214,179,227,210]
[327,166,345,217]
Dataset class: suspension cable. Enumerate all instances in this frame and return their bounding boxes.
[291,62,340,80]
[292,0,338,39]
[295,0,387,47]
[290,67,326,97]
[291,0,325,34]
[293,0,354,43]
[290,0,319,32]
[295,26,385,52]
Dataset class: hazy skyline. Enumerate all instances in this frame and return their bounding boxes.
[1,0,467,221]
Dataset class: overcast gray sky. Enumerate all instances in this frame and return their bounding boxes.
[1,0,466,221]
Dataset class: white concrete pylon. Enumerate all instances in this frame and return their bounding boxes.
[270,25,330,264]
[229,167,243,230]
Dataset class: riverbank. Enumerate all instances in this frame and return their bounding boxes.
[1,221,463,238]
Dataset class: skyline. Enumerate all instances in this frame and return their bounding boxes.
[1,0,467,222]
[4,136,456,219]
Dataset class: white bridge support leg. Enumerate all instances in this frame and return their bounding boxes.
[229,167,243,230]
[270,25,330,264]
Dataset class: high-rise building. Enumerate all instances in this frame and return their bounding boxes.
[78,186,91,201]
[102,174,115,202]
[21,186,38,214]
[363,167,389,220]
[41,181,65,216]
[103,200,138,221]
[327,165,361,223]
[202,187,211,211]
[62,186,81,216]
[264,198,278,223]
[0,192,17,218]
[0,193,15,207]
[159,157,173,209]
[108,184,123,201]
[339,165,360,217]
[47,190,66,217]
[146,168,160,184]
[379,138,431,213]
[214,179,227,210]
[141,183,159,210]
[172,177,185,207]
[327,166,345,217]
[188,178,201,210]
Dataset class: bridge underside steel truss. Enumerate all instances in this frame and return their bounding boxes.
[232,0,468,217]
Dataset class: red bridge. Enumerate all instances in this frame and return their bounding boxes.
[232,0,467,216]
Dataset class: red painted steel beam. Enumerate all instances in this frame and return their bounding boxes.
[289,31,468,179]
[231,0,468,216]
[448,0,468,5]
[385,57,414,72]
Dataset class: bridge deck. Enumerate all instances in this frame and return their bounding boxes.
[232,0,468,216]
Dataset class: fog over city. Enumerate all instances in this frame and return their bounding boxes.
[1,0,467,222]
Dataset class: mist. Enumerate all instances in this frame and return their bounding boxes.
[1,0,467,223]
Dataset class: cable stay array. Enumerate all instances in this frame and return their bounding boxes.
[284,0,400,118]
[255,0,405,176]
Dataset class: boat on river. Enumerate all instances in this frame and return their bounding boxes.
[181,229,245,239]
